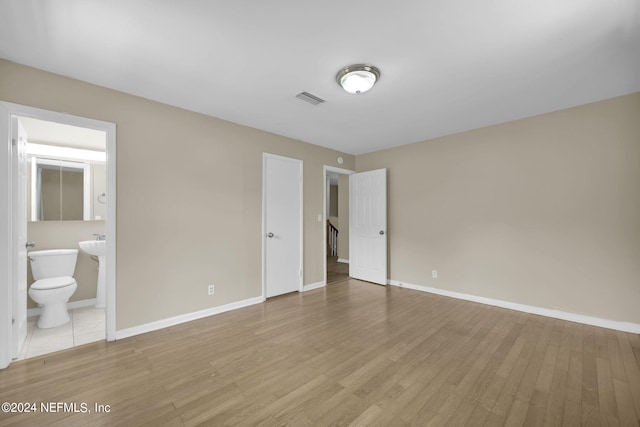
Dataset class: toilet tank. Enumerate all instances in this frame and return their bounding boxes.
[29,249,78,280]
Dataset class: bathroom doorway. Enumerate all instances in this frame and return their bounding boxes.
[0,102,116,369]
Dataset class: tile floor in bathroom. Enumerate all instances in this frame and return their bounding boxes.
[17,306,105,360]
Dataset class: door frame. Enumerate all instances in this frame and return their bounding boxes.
[0,101,117,369]
[262,153,304,299]
[322,165,355,286]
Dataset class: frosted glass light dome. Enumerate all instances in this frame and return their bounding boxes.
[336,64,380,94]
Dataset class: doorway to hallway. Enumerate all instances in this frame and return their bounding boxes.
[323,166,353,286]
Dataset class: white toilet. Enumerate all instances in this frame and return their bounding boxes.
[28,249,79,329]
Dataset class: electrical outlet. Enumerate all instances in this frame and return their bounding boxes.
[208,285,215,295]
[432,270,438,279]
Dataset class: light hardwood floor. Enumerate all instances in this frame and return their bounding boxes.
[327,256,349,285]
[1,279,639,426]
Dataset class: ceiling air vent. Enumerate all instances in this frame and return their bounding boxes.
[296,92,325,106]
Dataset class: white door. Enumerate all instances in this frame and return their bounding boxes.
[263,154,303,298]
[11,117,28,359]
[0,105,11,368]
[349,168,387,285]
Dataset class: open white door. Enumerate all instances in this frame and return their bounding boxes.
[11,117,28,359]
[0,104,11,368]
[263,153,303,298]
[349,168,387,285]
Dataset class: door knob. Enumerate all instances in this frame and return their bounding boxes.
[26,242,36,248]
[379,230,385,235]
[267,232,274,238]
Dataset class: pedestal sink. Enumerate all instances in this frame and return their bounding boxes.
[79,240,106,308]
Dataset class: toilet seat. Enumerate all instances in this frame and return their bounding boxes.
[31,276,76,290]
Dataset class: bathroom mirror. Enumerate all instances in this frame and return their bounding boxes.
[31,158,90,221]
[22,116,107,222]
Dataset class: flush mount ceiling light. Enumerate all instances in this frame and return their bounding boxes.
[336,64,380,94]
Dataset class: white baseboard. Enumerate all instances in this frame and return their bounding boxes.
[27,298,97,318]
[115,296,265,340]
[337,258,349,264]
[388,279,640,334]
[303,281,326,292]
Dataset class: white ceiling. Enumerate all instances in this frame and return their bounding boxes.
[1,0,638,155]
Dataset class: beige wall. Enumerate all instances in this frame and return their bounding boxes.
[329,185,338,217]
[27,221,105,308]
[0,59,354,330]
[357,92,640,324]
[337,174,349,260]
[92,163,107,220]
